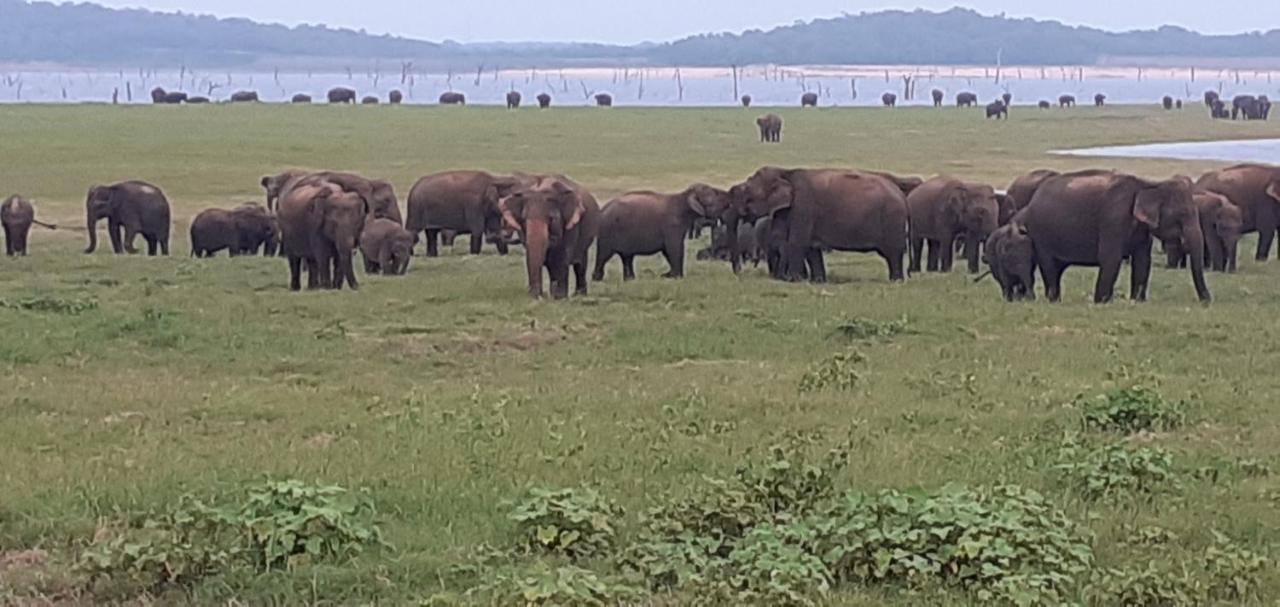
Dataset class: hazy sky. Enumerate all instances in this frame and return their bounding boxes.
[84,1,1279,44]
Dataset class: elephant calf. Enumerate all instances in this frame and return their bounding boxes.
[697,223,758,267]
[85,181,171,256]
[756,113,782,143]
[981,223,1036,301]
[985,101,1008,119]
[593,185,732,281]
[360,218,414,276]
[189,204,276,258]
[1166,190,1243,273]
[907,177,1000,274]
[2,196,57,256]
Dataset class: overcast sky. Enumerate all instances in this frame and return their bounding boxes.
[83,1,1278,44]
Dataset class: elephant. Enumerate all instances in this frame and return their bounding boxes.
[1204,91,1220,107]
[985,100,1008,119]
[1259,96,1271,120]
[360,217,414,276]
[230,91,259,103]
[1038,100,1051,109]
[593,184,733,281]
[1059,95,1077,107]
[956,92,978,107]
[389,90,404,104]
[537,93,552,108]
[328,87,357,104]
[189,205,276,258]
[980,222,1036,301]
[1007,169,1061,213]
[1165,190,1243,273]
[292,172,401,225]
[595,93,613,107]
[1094,94,1106,107]
[1162,96,1174,110]
[697,222,758,266]
[2,196,56,256]
[1016,170,1211,303]
[277,174,369,290]
[498,175,601,299]
[801,92,819,107]
[866,171,924,198]
[1176,99,1183,110]
[261,170,309,212]
[361,96,380,105]
[406,170,529,256]
[995,193,1017,227]
[756,113,782,143]
[729,168,909,282]
[907,177,1000,274]
[1232,95,1261,120]
[84,181,171,256]
[150,88,186,104]
[439,92,466,105]
[932,89,944,107]
[292,94,313,103]
[881,92,897,107]
[506,91,522,109]
[1002,92,1013,106]
[741,95,752,108]
[1195,164,1280,260]
[1211,100,1230,119]
[688,215,719,239]
[188,96,210,104]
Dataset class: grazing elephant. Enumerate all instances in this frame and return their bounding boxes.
[277,175,369,290]
[295,172,400,225]
[230,91,259,103]
[1007,169,1061,213]
[595,93,613,107]
[593,185,732,281]
[188,96,210,104]
[189,205,275,258]
[361,96,379,105]
[439,92,466,105]
[757,113,782,143]
[882,92,897,107]
[1059,95,1077,107]
[697,223,758,267]
[261,170,309,212]
[498,175,601,299]
[741,95,752,108]
[985,101,1008,119]
[406,170,527,255]
[1162,96,1174,110]
[150,88,186,104]
[1204,91,1220,107]
[1165,191,1243,273]
[801,92,819,107]
[1232,95,1260,120]
[506,91,522,109]
[360,218,414,275]
[1038,100,1051,109]
[1211,100,1230,119]
[150,87,167,103]
[1094,94,1106,107]
[292,93,313,103]
[956,92,978,107]
[932,89,944,107]
[389,90,404,104]
[907,177,1000,274]
[84,181,171,256]
[328,87,356,104]
[1002,92,1012,106]
[2,196,56,256]
[1259,96,1271,120]
[1017,170,1211,303]
[537,93,552,108]
[1196,164,1280,260]
[980,222,1036,301]
[729,168,909,282]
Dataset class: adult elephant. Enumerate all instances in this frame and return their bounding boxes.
[956,92,978,107]
[1232,95,1259,120]
[498,175,600,299]
[881,92,897,107]
[931,89,944,107]
[84,181,171,256]
[537,93,552,108]
[1196,164,1280,260]
[189,205,275,258]
[439,92,466,105]
[985,101,1008,119]
[1094,94,1106,107]
[756,113,782,143]
[595,93,613,107]
[907,177,1000,274]
[292,94,313,103]
[1162,96,1175,110]
[741,95,753,108]
[506,91,522,109]
[1007,169,1060,215]
[728,168,909,282]
[1017,170,1210,303]
[593,184,732,281]
[801,92,819,107]
[2,196,56,256]
[1059,95,1077,107]
[230,91,259,103]
[277,174,369,290]
[1165,190,1242,273]
[150,88,185,104]
[188,96,210,104]
[261,170,308,212]
[389,90,404,104]
[328,87,357,104]
[1204,91,1220,107]
[406,170,526,256]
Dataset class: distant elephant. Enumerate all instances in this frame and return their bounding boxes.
[956,92,978,107]
[595,93,613,107]
[361,96,379,105]
[2,196,56,256]
[1093,94,1106,107]
[881,92,897,107]
[1196,164,1280,260]
[498,175,600,299]
[1059,95,1076,107]
[1162,96,1174,110]
[907,177,1000,274]
[1232,95,1264,120]
[292,94,313,104]
[406,170,527,255]
[1204,91,1220,107]
[328,87,356,104]
[230,91,259,103]
[593,184,732,281]
[261,170,309,213]
[84,181,171,255]
[801,92,819,107]
[150,87,167,103]
[1038,100,1051,109]
[1007,169,1060,213]
[188,96,210,104]
[1211,100,1230,119]
[1165,190,1243,273]
[360,217,414,275]
[389,90,404,104]
[439,92,466,105]
[1258,95,1271,119]
[1002,92,1012,106]
[150,88,186,104]
[741,95,752,108]
[980,222,1036,301]
[931,89,944,107]
[537,93,552,108]
[506,91,522,109]
[985,100,1008,119]
[277,174,369,290]
[1176,99,1183,110]
[1017,170,1211,303]
[756,113,782,143]
[189,205,275,258]
[729,168,909,282]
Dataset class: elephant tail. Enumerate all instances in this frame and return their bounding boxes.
[972,271,992,284]
[32,219,57,230]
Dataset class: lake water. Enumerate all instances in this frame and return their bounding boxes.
[1,65,1277,107]
[1054,139,1280,163]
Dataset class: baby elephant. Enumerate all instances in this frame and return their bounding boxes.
[594,184,732,281]
[980,222,1036,301]
[756,113,782,143]
[360,218,414,275]
[189,204,277,258]
[697,223,758,267]
[2,195,57,256]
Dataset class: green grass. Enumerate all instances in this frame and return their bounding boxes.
[2,103,1280,604]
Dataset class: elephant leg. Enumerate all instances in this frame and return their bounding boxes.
[964,233,981,274]
[547,249,570,299]
[621,255,637,281]
[662,240,685,278]
[311,243,333,289]
[592,244,613,281]
[305,258,321,289]
[1037,252,1063,303]
[107,220,124,254]
[1227,243,1238,273]
[288,256,303,291]
[121,223,141,254]
[363,254,378,274]
[1129,241,1152,302]
[573,261,589,295]
[495,238,510,256]
[806,249,827,283]
[883,247,906,282]
[466,216,488,255]
[3,226,12,255]
[1093,255,1124,304]
[908,237,924,273]
[925,240,941,272]
[146,237,158,257]
[339,249,359,290]
[939,237,956,272]
[424,229,440,257]
[1255,211,1277,260]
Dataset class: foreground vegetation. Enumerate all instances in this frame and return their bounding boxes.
[2,104,1279,604]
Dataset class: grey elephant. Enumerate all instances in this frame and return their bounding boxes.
[1165,190,1243,273]
[328,87,356,104]
[756,113,782,143]
[277,173,370,290]
[439,92,466,105]
[1059,95,1076,107]
[507,91,522,109]
[361,96,380,105]
[593,184,732,281]
[595,93,613,107]
[230,91,259,103]
[980,222,1036,301]
[956,92,978,107]
[537,93,552,108]
[189,204,276,258]
[985,100,1008,119]
[389,90,404,104]
[84,181,171,255]
[931,89,944,107]
[499,175,601,299]
[360,218,414,275]
[2,196,57,256]
[907,177,1000,274]
[406,170,527,256]
[801,92,818,107]
[741,95,752,108]
[1196,164,1280,260]
[882,92,897,107]
[292,93,313,103]
[261,170,308,212]
[697,222,759,268]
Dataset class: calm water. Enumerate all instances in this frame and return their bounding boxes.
[1054,139,1280,163]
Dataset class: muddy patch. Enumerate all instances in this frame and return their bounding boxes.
[362,322,596,358]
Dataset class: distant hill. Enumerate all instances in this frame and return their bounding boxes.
[2,2,1279,69]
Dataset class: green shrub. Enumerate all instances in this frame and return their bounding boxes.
[508,487,624,560]
[798,351,866,393]
[1203,531,1270,601]
[1086,562,1200,607]
[455,562,640,606]
[1080,386,1186,434]
[237,479,383,570]
[830,316,910,341]
[0,295,98,315]
[1055,443,1178,500]
[714,521,832,606]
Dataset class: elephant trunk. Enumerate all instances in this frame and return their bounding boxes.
[85,208,98,253]
[523,218,549,298]
[725,213,742,274]
[1184,229,1211,302]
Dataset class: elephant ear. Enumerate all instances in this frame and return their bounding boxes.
[1133,186,1167,230]
[260,176,272,190]
[552,181,585,231]
[1266,180,1280,203]
[307,187,335,230]
[685,186,708,217]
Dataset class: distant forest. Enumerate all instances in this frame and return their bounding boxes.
[3,2,1279,69]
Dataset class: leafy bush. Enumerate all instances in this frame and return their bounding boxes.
[1055,443,1178,500]
[798,350,866,393]
[1086,562,1200,607]
[1203,531,1270,601]
[716,521,832,606]
[1086,531,1270,606]
[830,316,910,341]
[1080,386,1187,434]
[508,487,624,560]
[454,562,640,606]
[0,296,98,315]
[237,479,383,570]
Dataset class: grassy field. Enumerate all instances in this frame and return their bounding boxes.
[2,103,1280,605]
